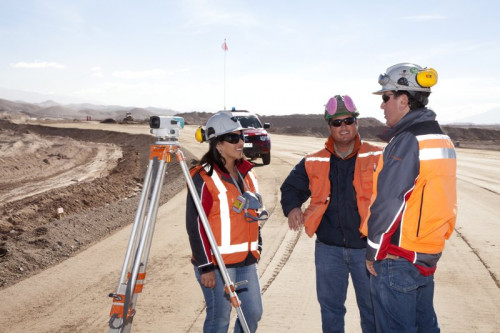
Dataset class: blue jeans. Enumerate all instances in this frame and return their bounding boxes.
[371,259,440,333]
[194,264,263,333]
[315,240,376,333]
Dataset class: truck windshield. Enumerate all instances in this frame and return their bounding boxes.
[235,115,262,129]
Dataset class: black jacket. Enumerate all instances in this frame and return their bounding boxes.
[280,152,367,249]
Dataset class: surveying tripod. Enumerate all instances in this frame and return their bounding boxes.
[108,116,250,333]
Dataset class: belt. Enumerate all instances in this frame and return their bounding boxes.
[383,254,400,260]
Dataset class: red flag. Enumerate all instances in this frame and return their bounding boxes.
[221,40,228,51]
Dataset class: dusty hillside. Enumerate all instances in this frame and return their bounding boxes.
[178,111,387,139]
[0,120,197,289]
[178,111,500,149]
[260,114,387,140]
[0,98,175,122]
[3,98,500,149]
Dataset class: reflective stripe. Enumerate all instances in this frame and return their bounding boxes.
[248,170,259,192]
[198,183,211,263]
[367,238,380,249]
[209,170,258,255]
[416,134,451,141]
[305,157,330,162]
[210,171,231,250]
[219,240,258,254]
[358,151,382,158]
[420,148,456,160]
[247,170,266,210]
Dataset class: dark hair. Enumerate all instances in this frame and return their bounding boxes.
[200,135,236,176]
[393,90,430,110]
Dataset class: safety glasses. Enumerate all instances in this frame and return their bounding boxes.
[329,116,356,127]
[382,94,393,103]
[378,73,390,85]
[221,132,244,144]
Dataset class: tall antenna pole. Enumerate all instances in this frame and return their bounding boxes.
[221,38,228,110]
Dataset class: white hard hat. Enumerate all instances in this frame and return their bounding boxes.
[205,111,244,141]
[374,63,438,95]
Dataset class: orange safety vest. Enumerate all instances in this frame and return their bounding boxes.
[303,137,382,237]
[191,165,260,265]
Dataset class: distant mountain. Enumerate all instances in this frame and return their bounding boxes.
[258,114,387,140]
[0,87,91,105]
[0,98,177,121]
[36,100,61,108]
[450,107,500,125]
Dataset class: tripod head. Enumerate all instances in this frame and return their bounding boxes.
[149,116,185,143]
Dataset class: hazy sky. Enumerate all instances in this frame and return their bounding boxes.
[1,0,499,123]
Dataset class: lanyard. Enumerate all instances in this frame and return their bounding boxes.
[229,169,250,195]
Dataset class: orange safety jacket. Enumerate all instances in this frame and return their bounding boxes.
[190,164,261,266]
[365,110,457,275]
[303,135,382,237]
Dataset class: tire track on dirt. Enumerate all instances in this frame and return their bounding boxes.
[260,230,302,294]
[453,228,500,289]
[455,177,500,289]
[257,158,302,295]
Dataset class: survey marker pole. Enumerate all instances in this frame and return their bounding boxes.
[107,116,250,333]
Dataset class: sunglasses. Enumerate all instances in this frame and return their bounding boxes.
[221,132,244,144]
[329,116,356,127]
[382,94,394,103]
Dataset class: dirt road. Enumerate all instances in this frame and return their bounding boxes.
[0,122,499,332]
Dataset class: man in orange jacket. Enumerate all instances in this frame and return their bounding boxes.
[281,95,381,333]
[365,63,457,332]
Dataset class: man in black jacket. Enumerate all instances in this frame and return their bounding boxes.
[281,95,381,333]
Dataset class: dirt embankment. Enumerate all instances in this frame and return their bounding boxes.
[0,120,197,289]
[179,112,500,150]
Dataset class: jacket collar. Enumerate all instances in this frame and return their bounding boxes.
[324,134,361,159]
[214,159,254,180]
[378,107,437,142]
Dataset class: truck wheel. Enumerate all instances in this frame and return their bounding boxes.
[262,153,271,165]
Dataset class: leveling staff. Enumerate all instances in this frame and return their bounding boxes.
[186,111,267,333]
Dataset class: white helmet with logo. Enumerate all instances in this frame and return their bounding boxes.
[195,111,244,142]
[374,63,438,95]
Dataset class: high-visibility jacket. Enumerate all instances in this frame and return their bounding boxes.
[187,161,261,271]
[303,135,382,237]
[366,108,457,276]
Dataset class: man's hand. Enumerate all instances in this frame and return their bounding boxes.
[366,260,377,277]
[201,271,216,289]
[287,207,304,231]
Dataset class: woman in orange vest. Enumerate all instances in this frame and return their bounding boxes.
[186,111,265,333]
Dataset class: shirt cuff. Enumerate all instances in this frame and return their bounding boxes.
[197,263,215,274]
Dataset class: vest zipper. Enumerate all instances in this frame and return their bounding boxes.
[416,183,426,237]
